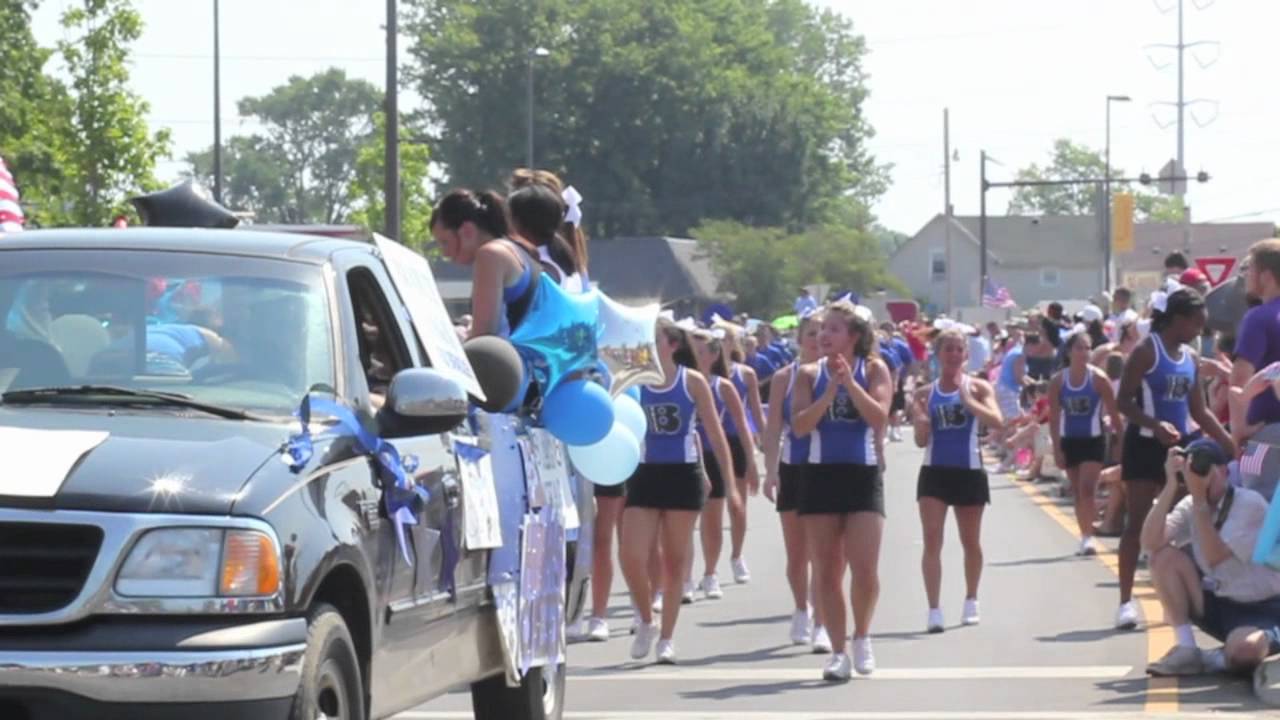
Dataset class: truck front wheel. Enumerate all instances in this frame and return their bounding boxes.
[471,663,565,720]
[290,603,367,720]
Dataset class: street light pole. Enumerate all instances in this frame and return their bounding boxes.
[979,150,988,297]
[212,0,222,204]
[1104,94,1131,293]
[526,47,549,170]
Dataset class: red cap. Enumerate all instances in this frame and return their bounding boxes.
[1180,268,1208,285]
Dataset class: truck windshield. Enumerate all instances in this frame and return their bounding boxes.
[0,249,334,417]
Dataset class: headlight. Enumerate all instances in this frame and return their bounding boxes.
[116,528,280,598]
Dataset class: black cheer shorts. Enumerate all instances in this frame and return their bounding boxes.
[702,445,728,500]
[1060,436,1107,469]
[726,433,748,478]
[625,463,706,511]
[594,481,625,499]
[917,466,990,507]
[1121,425,1184,483]
[776,463,807,513]
[798,464,884,516]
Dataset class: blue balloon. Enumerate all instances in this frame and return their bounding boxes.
[625,386,642,402]
[612,393,647,442]
[509,274,601,394]
[568,422,639,486]
[542,379,614,446]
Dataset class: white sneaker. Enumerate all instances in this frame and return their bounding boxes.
[586,616,610,642]
[1115,601,1140,630]
[852,636,875,675]
[656,638,677,665]
[822,652,852,681]
[789,609,813,645]
[812,625,833,653]
[962,598,980,626]
[700,574,724,600]
[927,608,945,633]
[889,426,903,442]
[732,557,751,584]
[682,580,696,605]
[629,611,640,635]
[652,592,664,614]
[1077,536,1098,556]
[630,621,658,660]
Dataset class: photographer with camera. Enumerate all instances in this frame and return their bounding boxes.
[1142,439,1280,676]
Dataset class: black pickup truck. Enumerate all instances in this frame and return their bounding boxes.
[0,228,590,720]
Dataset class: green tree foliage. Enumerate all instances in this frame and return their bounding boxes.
[0,0,72,228]
[692,218,906,317]
[403,0,887,238]
[57,0,171,226]
[1008,138,1185,222]
[187,69,381,224]
[346,112,434,250]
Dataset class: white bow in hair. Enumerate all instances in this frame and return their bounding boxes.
[562,185,583,225]
[658,309,675,321]
[1150,291,1169,313]
[710,327,727,340]
[853,305,874,323]
[675,316,699,332]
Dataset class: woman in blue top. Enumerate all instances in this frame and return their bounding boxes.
[791,300,892,681]
[912,329,1004,634]
[619,320,734,665]
[431,189,540,339]
[689,328,757,600]
[1048,329,1122,557]
[1114,288,1235,630]
[762,311,834,652]
[719,325,766,584]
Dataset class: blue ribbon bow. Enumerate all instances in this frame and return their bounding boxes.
[283,394,429,565]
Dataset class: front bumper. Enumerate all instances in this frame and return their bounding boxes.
[0,617,305,718]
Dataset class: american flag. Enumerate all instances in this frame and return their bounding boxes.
[982,277,1016,309]
[0,155,24,233]
[1240,442,1270,477]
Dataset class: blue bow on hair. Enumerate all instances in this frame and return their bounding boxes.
[282,395,430,566]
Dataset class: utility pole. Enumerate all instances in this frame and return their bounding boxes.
[943,108,954,313]
[979,150,988,292]
[1176,0,1188,251]
[212,0,222,204]
[384,0,400,240]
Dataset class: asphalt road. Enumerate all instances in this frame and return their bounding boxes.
[402,440,1269,720]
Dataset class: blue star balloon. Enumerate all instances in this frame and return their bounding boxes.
[510,274,600,394]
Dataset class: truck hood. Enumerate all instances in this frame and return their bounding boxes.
[0,407,292,514]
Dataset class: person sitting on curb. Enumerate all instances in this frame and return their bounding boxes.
[1142,438,1280,676]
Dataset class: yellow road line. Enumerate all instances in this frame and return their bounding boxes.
[1010,477,1177,713]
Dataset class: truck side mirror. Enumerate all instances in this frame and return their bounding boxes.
[383,368,469,435]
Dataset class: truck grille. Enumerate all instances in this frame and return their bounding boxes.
[0,522,102,613]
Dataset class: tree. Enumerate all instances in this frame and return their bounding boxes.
[188,69,381,224]
[0,0,73,228]
[1008,138,1186,222]
[692,215,906,317]
[346,112,434,250]
[402,0,887,238]
[56,0,171,226]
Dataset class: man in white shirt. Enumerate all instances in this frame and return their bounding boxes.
[1142,438,1280,676]
[965,324,990,376]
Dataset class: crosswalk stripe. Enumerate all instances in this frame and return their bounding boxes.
[566,665,1132,681]
[399,711,1257,720]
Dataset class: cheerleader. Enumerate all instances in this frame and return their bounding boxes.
[913,329,1004,633]
[690,328,756,599]
[791,300,892,681]
[1048,328,1122,557]
[720,325,767,583]
[762,311,833,651]
[619,321,735,664]
[1113,288,1235,630]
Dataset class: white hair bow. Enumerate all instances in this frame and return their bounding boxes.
[1150,291,1169,313]
[658,309,675,321]
[710,327,727,340]
[562,186,583,225]
[675,316,699,332]
[853,305,874,323]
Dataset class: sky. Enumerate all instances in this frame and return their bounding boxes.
[29,0,1280,237]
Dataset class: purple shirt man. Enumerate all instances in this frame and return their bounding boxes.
[1236,296,1280,425]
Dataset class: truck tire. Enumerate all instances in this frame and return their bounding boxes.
[290,603,367,720]
[471,663,565,720]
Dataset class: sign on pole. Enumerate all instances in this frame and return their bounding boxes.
[1195,256,1238,288]
[1111,192,1135,253]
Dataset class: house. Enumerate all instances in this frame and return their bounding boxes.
[889,214,1272,311]
[431,236,727,320]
